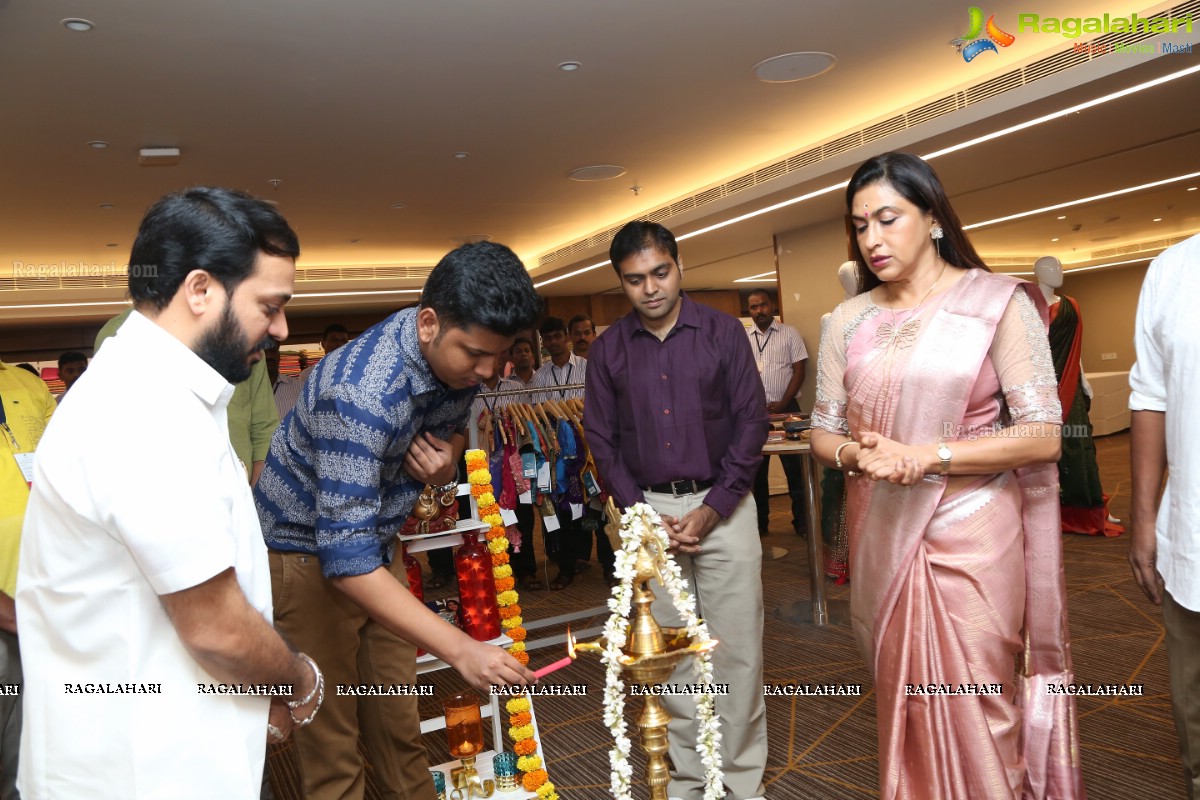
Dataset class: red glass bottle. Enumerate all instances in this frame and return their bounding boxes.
[401,544,424,603]
[400,544,428,656]
[453,535,501,641]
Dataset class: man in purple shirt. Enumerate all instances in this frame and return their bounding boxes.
[585,221,769,800]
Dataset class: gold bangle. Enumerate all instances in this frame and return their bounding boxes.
[834,440,855,470]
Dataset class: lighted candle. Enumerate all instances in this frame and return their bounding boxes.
[532,655,574,679]
[531,627,576,679]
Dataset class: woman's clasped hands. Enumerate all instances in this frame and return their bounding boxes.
[854,432,928,486]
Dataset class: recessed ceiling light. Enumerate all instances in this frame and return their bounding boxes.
[558,61,582,72]
[87,140,108,149]
[62,18,94,32]
[452,152,470,159]
[753,51,836,83]
[1189,187,1197,192]
[390,203,406,209]
[1056,215,1067,220]
[1153,217,1163,222]
[1051,238,1059,242]
[99,203,114,209]
[568,165,627,182]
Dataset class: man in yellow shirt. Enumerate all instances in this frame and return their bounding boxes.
[0,360,55,799]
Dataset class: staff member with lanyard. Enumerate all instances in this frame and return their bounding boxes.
[746,288,809,537]
[0,360,56,799]
[531,317,588,589]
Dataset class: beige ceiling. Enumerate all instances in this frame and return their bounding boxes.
[1,0,1197,329]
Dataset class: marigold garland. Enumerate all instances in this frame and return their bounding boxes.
[465,449,557,796]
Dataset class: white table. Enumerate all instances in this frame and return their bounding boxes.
[1085,370,1131,436]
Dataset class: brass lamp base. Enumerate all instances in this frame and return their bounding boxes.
[450,756,495,799]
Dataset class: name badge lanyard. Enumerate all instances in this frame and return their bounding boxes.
[0,392,18,450]
[481,385,501,415]
[752,329,773,374]
[551,363,573,397]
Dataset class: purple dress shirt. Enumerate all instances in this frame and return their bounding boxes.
[584,293,768,518]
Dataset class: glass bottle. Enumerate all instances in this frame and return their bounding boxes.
[453,535,501,641]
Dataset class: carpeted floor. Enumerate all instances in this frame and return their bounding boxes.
[270,431,1186,799]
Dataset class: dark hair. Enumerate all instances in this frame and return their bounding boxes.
[746,289,774,304]
[539,316,567,336]
[128,187,300,312]
[845,152,988,293]
[609,221,679,275]
[322,324,349,338]
[567,313,593,332]
[14,363,39,376]
[511,336,533,350]
[58,351,87,368]
[420,242,541,336]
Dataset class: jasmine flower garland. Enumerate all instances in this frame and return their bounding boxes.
[602,503,723,800]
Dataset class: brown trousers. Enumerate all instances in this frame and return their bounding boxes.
[1165,590,1200,800]
[270,551,435,800]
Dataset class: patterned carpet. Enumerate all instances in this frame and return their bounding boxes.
[271,431,1187,799]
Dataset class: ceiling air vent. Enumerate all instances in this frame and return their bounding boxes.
[535,0,1198,270]
[823,132,861,157]
[864,116,907,144]
[965,69,1023,106]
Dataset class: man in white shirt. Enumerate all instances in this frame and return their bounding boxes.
[746,289,808,537]
[1129,232,1200,799]
[265,343,303,421]
[507,336,537,394]
[531,316,586,401]
[530,317,590,588]
[568,313,596,358]
[17,187,321,799]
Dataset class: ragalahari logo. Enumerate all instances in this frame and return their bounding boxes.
[950,7,1017,62]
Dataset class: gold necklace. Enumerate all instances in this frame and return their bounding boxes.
[874,261,948,350]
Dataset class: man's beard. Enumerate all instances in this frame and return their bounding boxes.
[195,302,275,384]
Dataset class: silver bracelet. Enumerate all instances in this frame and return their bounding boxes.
[834,440,855,470]
[287,653,324,726]
[289,674,323,727]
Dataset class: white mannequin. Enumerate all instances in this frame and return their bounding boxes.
[821,261,860,338]
[837,260,858,299]
[1034,255,1063,305]
[1033,255,1115,523]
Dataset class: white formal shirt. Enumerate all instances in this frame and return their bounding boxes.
[468,377,522,450]
[747,319,807,405]
[530,353,587,401]
[273,372,304,420]
[1129,233,1200,611]
[17,310,273,799]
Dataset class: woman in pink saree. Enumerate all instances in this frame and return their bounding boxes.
[811,153,1086,799]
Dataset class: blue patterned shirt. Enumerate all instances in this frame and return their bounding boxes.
[255,308,476,577]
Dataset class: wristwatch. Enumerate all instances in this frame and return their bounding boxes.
[936,443,952,475]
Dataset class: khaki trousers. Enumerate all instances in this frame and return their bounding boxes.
[270,551,435,800]
[1164,590,1200,800]
[644,490,767,800]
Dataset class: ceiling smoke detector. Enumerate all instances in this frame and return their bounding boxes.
[568,165,626,182]
[753,52,836,83]
[138,147,181,166]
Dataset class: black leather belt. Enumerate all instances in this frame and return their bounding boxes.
[642,479,714,496]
